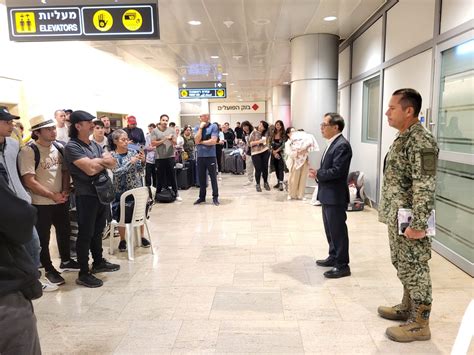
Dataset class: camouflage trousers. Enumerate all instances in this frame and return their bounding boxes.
[388,224,433,304]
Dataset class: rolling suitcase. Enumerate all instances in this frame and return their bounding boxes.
[175,167,191,190]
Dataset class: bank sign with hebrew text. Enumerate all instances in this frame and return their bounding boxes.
[210,102,266,114]
[7,4,159,41]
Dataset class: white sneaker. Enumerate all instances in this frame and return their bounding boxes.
[287,195,292,200]
[244,181,253,186]
[175,196,183,202]
[41,280,59,292]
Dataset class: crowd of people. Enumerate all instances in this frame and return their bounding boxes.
[0,88,439,353]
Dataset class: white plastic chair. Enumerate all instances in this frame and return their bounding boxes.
[109,186,155,261]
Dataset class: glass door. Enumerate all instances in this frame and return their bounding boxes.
[432,32,474,276]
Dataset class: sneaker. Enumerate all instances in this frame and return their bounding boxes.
[263,182,271,191]
[243,181,253,186]
[59,259,80,272]
[256,184,262,192]
[45,270,65,285]
[273,183,279,189]
[91,259,120,273]
[41,280,59,292]
[278,182,284,191]
[76,273,103,288]
[175,196,183,202]
[118,240,127,252]
[193,198,205,205]
[141,237,151,248]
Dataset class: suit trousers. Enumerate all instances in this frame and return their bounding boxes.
[322,204,349,267]
[288,160,309,199]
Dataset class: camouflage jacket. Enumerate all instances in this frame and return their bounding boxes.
[379,122,438,230]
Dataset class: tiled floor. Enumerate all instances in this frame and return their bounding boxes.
[36,174,473,354]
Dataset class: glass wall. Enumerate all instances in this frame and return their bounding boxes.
[434,38,474,274]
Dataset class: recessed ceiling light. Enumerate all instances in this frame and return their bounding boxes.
[222,73,228,76]
[323,16,337,22]
[210,55,219,59]
[283,81,289,85]
[188,20,202,26]
[182,83,187,88]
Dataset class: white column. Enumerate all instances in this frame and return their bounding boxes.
[290,33,339,169]
[272,85,291,128]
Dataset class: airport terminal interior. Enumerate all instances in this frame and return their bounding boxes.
[0,0,473,354]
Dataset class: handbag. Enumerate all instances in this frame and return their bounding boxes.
[91,172,115,205]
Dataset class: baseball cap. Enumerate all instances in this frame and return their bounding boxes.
[70,110,95,124]
[127,116,137,125]
[0,106,20,121]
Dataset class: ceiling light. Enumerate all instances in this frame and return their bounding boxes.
[222,73,228,76]
[233,55,243,60]
[238,99,243,101]
[210,55,219,59]
[182,77,186,81]
[188,20,202,26]
[182,83,187,88]
[283,81,289,85]
[323,16,337,22]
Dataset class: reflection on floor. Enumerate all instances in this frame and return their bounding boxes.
[36,174,473,354]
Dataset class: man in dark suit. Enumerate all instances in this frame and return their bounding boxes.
[309,112,352,279]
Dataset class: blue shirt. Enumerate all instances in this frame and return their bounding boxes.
[194,123,218,158]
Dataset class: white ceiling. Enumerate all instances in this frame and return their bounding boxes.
[5,0,386,101]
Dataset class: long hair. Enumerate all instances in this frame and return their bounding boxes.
[259,121,269,136]
[69,123,78,139]
[241,120,254,135]
[272,120,286,140]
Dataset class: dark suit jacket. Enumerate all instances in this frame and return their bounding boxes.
[316,134,352,205]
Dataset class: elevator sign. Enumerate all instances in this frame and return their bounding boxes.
[7,4,159,41]
[179,88,227,99]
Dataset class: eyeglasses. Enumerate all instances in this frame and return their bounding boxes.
[320,123,333,128]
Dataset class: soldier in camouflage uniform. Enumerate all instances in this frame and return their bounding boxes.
[378,88,438,342]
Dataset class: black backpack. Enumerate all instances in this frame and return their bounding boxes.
[27,141,64,170]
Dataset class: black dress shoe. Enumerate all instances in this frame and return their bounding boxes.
[212,198,220,206]
[315,257,336,267]
[324,266,351,279]
[193,199,205,205]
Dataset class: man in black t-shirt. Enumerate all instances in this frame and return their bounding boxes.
[65,110,120,288]
[222,122,235,148]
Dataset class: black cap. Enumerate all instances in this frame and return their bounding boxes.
[0,106,20,121]
[70,110,95,124]
[64,109,73,114]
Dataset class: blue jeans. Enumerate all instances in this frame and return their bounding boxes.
[24,227,41,269]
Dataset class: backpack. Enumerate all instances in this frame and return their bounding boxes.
[28,141,64,170]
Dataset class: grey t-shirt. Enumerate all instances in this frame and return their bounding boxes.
[150,127,175,159]
[65,138,104,196]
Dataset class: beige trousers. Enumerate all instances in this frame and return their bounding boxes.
[288,160,309,199]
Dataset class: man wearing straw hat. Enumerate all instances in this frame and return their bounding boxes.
[19,115,80,287]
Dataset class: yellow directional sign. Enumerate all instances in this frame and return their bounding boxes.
[92,10,113,32]
[216,89,225,97]
[122,9,142,31]
[180,89,189,98]
[15,12,36,33]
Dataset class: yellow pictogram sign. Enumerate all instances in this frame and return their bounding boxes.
[93,10,113,32]
[180,90,189,98]
[122,9,142,32]
[216,89,225,97]
[15,12,36,33]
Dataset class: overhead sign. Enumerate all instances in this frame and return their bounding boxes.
[8,4,159,41]
[179,88,227,99]
[210,102,266,114]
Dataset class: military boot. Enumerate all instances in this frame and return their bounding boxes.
[378,288,411,321]
[386,302,431,342]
